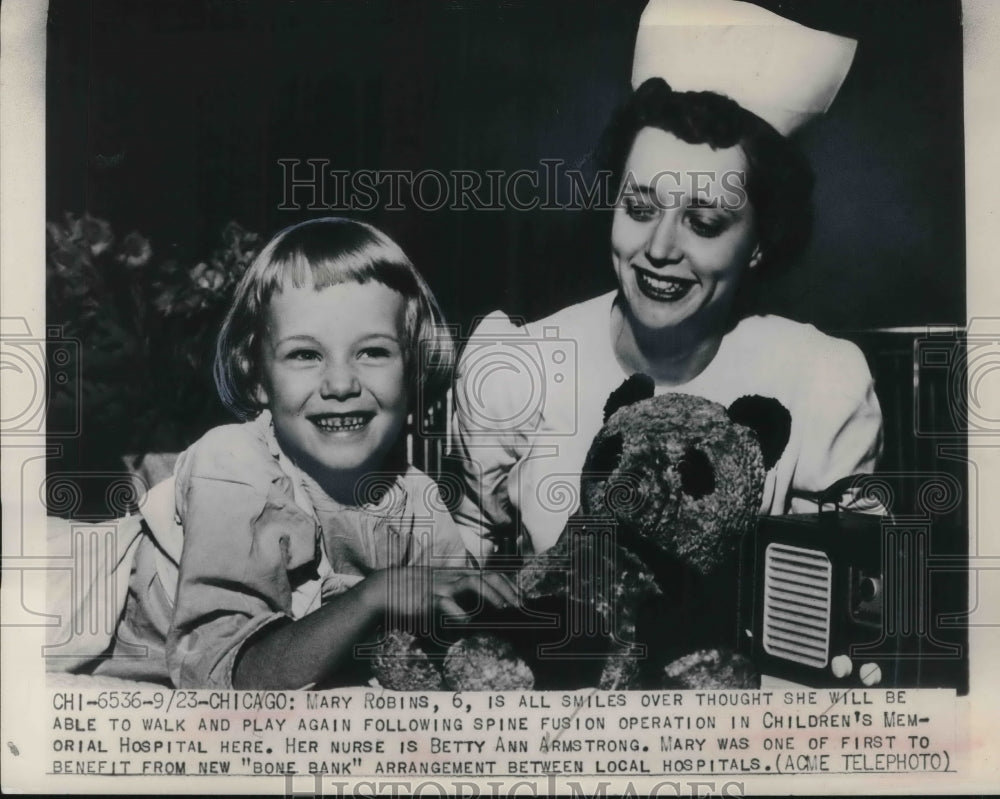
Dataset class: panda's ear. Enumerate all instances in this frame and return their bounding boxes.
[727,395,791,470]
[603,374,655,422]
[587,432,624,474]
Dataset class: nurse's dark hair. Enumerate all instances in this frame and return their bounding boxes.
[214,217,454,421]
[596,77,814,275]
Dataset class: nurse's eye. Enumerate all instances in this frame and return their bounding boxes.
[686,210,727,238]
[623,197,660,223]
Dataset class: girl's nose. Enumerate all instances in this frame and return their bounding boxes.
[646,213,683,267]
[320,361,361,399]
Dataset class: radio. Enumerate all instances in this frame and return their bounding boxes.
[738,500,957,689]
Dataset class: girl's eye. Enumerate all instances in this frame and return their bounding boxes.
[358,346,392,360]
[623,198,660,223]
[287,349,321,362]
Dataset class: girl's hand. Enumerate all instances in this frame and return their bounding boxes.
[367,567,518,623]
[234,569,517,690]
[430,567,519,620]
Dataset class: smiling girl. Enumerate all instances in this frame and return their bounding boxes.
[160,218,515,689]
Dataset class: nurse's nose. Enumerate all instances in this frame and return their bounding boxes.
[320,360,362,399]
[645,212,683,267]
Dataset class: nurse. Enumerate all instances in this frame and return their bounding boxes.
[452,0,883,559]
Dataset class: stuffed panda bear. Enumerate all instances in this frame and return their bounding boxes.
[372,375,791,691]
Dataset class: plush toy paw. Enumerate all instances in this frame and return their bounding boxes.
[661,648,760,690]
[371,630,533,692]
[371,630,445,691]
[443,634,534,691]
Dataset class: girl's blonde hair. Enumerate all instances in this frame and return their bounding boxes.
[214,217,454,420]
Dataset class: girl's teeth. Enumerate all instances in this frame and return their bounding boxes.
[314,416,368,432]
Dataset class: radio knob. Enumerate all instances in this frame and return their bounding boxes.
[859,577,881,602]
[859,662,883,686]
[831,655,853,678]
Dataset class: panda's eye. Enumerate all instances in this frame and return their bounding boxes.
[678,446,716,499]
[588,432,623,474]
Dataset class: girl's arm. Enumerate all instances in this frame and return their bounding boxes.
[233,567,518,690]
[231,576,382,690]
[167,424,332,689]
[167,423,517,690]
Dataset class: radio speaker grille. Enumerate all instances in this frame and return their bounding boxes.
[762,543,832,667]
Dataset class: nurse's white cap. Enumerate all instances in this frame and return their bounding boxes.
[631,0,858,135]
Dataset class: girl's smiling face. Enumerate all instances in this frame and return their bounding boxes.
[256,279,409,499]
[612,127,759,342]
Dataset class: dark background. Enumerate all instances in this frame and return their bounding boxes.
[48,0,965,336]
[45,0,968,692]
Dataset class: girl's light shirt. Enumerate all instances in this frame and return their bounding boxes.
[452,291,884,559]
[165,410,469,689]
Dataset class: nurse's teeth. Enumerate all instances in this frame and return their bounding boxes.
[635,269,695,300]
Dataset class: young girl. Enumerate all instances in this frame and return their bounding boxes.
[73,218,515,690]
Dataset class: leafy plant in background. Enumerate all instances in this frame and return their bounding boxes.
[46,213,261,488]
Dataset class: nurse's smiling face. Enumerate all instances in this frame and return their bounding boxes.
[612,127,760,343]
